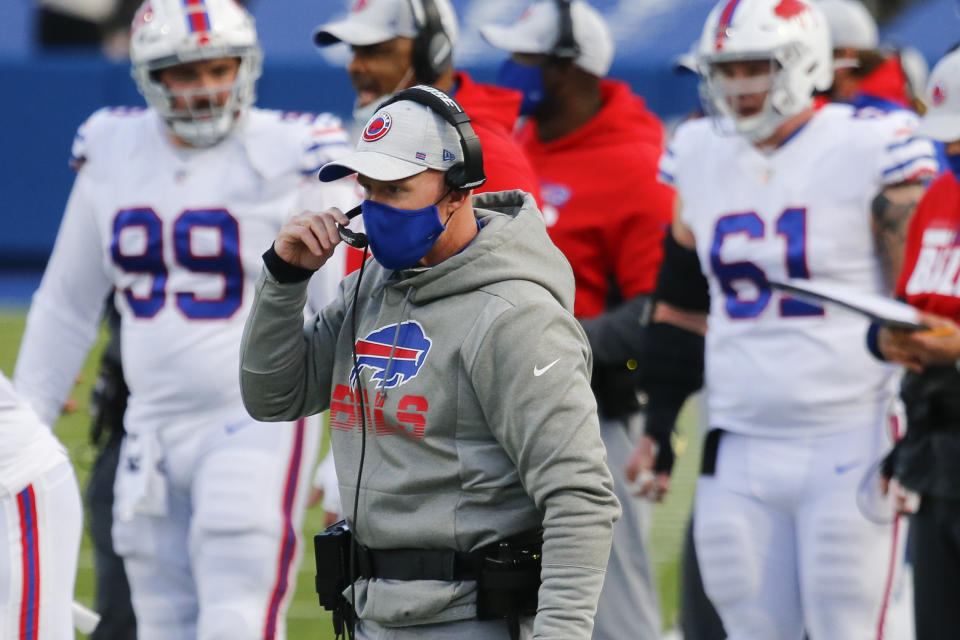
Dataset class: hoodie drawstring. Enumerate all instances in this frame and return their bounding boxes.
[379,287,413,402]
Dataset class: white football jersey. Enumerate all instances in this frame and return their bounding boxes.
[660,104,938,437]
[0,371,69,495]
[15,107,358,430]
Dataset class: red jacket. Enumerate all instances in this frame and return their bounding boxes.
[857,56,913,109]
[452,71,541,204]
[515,80,674,318]
[896,171,960,321]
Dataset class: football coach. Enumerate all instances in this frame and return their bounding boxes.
[239,85,619,639]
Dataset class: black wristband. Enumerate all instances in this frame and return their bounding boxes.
[262,246,315,284]
[866,322,886,362]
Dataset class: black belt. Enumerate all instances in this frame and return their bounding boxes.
[355,546,482,581]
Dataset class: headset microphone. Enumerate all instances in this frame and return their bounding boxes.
[337,205,367,249]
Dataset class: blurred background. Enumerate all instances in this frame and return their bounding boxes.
[0,0,954,636]
[0,0,955,294]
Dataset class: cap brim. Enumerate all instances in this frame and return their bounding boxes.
[478,24,547,55]
[318,151,429,183]
[915,113,960,142]
[313,20,395,47]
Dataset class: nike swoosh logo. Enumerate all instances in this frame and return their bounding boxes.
[835,460,862,474]
[224,421,249,435]
[534,358,561,377]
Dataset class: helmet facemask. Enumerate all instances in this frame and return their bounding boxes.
[133,45,262,147]
[700,43,814,143]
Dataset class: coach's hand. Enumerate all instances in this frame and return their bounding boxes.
[625,435,672,503]
[274,208,349,271]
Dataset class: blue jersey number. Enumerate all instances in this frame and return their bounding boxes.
[710,208,823,319]
[112,208,243,319]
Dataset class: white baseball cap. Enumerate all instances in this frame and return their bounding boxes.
[817,0,878,50]
[916,48,960,143]
[314,0,458,48]
[479,1,614,78]
[319,99,464,182]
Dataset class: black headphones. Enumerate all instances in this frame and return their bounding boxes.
[409,0,453,84]
[552,0,580,60]
[378,85,486,191]
[336,85,486,249]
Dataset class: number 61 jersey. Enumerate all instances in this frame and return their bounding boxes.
[659,104,938,437]
[15,107,357,429]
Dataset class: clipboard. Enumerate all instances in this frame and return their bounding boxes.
[768,278,927,331]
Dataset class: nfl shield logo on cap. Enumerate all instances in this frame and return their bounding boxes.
[363,111,392,142]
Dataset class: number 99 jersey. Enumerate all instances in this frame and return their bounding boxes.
[659,104,938,437]
[15,107,357,428]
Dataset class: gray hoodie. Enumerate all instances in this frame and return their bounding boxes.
[240,190,620,637]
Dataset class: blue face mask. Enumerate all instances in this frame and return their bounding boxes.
[947,153,960,183]
[496,58,546,116]
[361,198,447,271]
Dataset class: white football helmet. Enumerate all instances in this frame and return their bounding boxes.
[130,0,263,147]
[697,0,832,142]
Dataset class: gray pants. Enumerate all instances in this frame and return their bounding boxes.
[356,617,534,639]
[593,414,662,640]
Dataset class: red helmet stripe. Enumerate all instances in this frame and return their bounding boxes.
[715,0,743,50]
[183,0,211,33]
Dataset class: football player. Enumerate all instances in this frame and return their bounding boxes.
[626,0,937,638]
[13,1,356,638]
[0,370,82,640]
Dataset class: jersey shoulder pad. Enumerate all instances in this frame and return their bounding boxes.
[243,108,351,181]
[659,117,713,190]
[866,110,939,185]
[70,106,151,172]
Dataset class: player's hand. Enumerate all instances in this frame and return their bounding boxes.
[899,313,960,367]
[274,208,349,271]
[877,326,924,372]
[625,435,671,502]
[879,314,960,370]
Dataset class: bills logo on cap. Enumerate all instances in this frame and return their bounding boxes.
[351,321,432,389]
[932,84,947,106]
[363,111,392,142]
[351,0,369,12]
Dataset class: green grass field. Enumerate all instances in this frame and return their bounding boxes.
[0,308,701,638]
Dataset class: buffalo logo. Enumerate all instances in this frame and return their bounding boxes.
[351,0,369,12]
[932,84,947,106]
[363,112,392,142]
[351,321,432,389]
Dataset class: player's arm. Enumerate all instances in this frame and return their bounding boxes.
[239,216,351,423]
[625,203,709,501]
[871,115,938,290]
[14,172,114,426]
[871,181,927,291]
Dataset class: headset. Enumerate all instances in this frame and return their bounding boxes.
[552,0,580,60]
[409,0,453,85]
[337,84,486,249]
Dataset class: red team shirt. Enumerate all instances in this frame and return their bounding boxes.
[897,171,960,321]
[453,71,541,204]
[515,80,674,318]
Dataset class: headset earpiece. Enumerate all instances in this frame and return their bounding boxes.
[552,0,580,60]
[376,85,486,191]
[409,0,453,85]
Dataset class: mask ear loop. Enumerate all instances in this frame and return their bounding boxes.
[346,242,371,640]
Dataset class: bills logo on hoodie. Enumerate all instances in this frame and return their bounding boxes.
[351,321,432,389]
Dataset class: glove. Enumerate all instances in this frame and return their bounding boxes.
[637,322,704,476]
